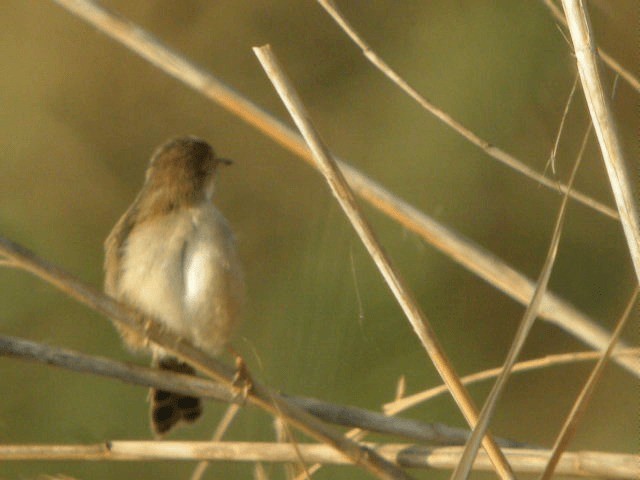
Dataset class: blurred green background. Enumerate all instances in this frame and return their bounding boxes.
[0,1,637,479]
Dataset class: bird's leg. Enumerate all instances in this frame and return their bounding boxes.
[227,345,253,402]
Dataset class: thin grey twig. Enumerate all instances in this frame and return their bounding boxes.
[539,285,640,480]
[0,236,412,480]
[315,0,617,220]
[285,396,528,449]
[561,0,640,283]
[253,44,515,480]
[0,334,233,400]
[0,442,637,479]
[451,86,588,480]
[49,0,640,378]
[0,334,529,447]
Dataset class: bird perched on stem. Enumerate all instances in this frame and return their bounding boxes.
[104,136,244,435]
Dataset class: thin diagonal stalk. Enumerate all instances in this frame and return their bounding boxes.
[383,348,640,415]
[254,44,514,480]
[561,0,640,283]
[539,286,639,480]
[315,0,617,220]
[48,0,640,377]
[451,96,587,480]
[190,404,241,480]
[0,237,413,480]
[546,75,579,175]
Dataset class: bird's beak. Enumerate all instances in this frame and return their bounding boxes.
[218,158,233,166]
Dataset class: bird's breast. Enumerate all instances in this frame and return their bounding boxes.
[118,202,242,355]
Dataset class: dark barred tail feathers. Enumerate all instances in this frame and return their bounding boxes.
[150,357,203,435]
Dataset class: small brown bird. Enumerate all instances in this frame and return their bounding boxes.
[104,136,244,435]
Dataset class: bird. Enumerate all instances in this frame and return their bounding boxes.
[104,136,244,435]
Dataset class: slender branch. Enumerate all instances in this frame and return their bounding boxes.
[384,348,640,415]
[452,87,587,479]
[190,404,241,480]
[48,0,640,378]
[539,286,640,479]
[561,0,640,283]
[315,0,617,220]
[0,335,234,402]
[540,0,640,94]
[0,442,637,479]
[0,334,526,448]
[354,176,639,377]
[287,396,528,449]
[546,75,579,175]
[253,44,515,480]
[0,237,412,480]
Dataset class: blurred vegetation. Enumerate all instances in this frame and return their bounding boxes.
[0,1,637,479]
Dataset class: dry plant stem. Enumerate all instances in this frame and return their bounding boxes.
[0,335,234,401]
[384,348,640,415]
[547,75,578,175]
[189,403,241,480]
[539,286,640,480]
[10,332,636,457]
[451,101,585,480]
[353,176,639,377]
[0,335,527,448]
[561,0,640,283]
[1,443,638,479]
[253,44,514,480]
[315,0,616,220]
[289,396,528,448]
[274,412,312,479]
[273,418,300,480]
[300,376,412,480]
[540,0,640,94]
[254,463,269,480]
[49,0,640,379]
[0,238,412,480]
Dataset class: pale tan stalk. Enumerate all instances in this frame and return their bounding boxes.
[383,348,639,415]
[540,0,640,94]
[0,442,637,479]
[539,286,639,479]
[253,44,514,480]
[451,72,589,479]
[561,0,640,283]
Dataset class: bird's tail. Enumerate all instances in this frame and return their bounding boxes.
[150,356,203,435]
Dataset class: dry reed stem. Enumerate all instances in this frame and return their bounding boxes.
[315,0,617,220]
[452,71,588,479]
[539,286,640,479]
[254,462,269,480]
[0,237,412,480]
[0,442,637,479]
[189,403,241,480]
[561,0,640,283]
[383,348,640,415]
[540,0,640,94]
[253,44,514,480]
[48,0,640,378]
